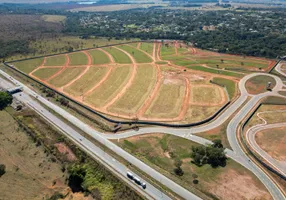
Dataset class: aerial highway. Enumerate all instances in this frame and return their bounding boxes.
[1,65,286,199]
[0,69,202,200]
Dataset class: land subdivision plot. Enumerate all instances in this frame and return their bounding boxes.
[48,67,85,88]
[32,67,62,80]
[68,51,89,66]
[256,127,286,162]
[44,54,66,66]
[13,58,44,74]
[143,77,186,120]
[85,65,133,108]
[103,47,132,64]
[117,45,153,63]
[107,64,157,116]
[0,111,66,200]
[140,42,154,57]
[88,49,110,65]
[64,66,109,97]
[115,134,271,200]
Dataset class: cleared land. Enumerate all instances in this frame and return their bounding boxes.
[108,64,156,115]
[41,15,66,23]
[13,58,44,74]
[245,75,276,94]
[86,66,132,108]
[114,134,271,200]
[256,127,286,161]
[0,110,66,200]
[44,55,66,66]
[49,67,85,88]
[64,66,109,96]
[144,80,185,119]
[88,49,110,65]
[118,45,153,63]
[68,52,88,66]
[103,47,132,64]
[161,45,176,57]
[32,67,61,80]
[191,85,224,105]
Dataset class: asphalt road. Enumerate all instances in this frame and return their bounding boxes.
[0,70,202,200]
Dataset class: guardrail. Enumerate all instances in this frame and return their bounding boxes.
[3,61,230,128]
[241,102,286,181]
[268,59,281,74]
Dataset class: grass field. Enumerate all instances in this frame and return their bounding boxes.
[88,49,110,65]
[64,66,108,96]
[140,42,154,56]
[32,67,61,80]
[161,45,176,57]
[41,15,66,23]
[213,77,236,99]
[13,58,44,74]
[103,47,132,64]
[44,55,66,66]
[188,65,243,77]
[68,52,88,66]
[245,75,276,94]
[191,85,223,105]
[49,67,85,87]
[115,134,271,200]
[144,81,185,119]
[118,45,153,63]
[184,106,220,124]
[85,66,132,107]
[0,110,66,200]
[256,127,286,161]
[108,64,156,115]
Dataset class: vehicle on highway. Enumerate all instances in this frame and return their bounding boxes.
[127,171,134,180]
[141,182,147,189]
[134,177,141,185]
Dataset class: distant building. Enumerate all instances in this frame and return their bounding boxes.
[202,25,216,31]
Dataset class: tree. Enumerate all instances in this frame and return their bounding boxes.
[0,92,13,110]
[173,158,184,176]
[0,164,6,177]
[212,139,223,148]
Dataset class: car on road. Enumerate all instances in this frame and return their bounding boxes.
[141,182,146,189]
[127,171,134,180]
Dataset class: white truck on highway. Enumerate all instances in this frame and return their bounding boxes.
[127,171,146,189]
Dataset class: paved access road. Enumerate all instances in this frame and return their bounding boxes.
[0,70,201,200]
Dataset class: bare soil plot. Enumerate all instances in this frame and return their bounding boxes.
[256,127,286,161]
[245,75,276,94]
[44,55,66,66]
[64,66,109,97]
[88,49,110,65]
[41,15,66,23]
[183,106,221,124]
[13,58,44,74]
[85,66,132,108]
[32,67,62,80]
[108,64,156,115]
[118,45,153,63]
[190,84,226,105]
[48,67,85,88]
[0,111,66,200]
[115,134,271,200]
[140,42,155,57]
[144,78,186,119]
[103,47,132,64]
[68,52,88,66]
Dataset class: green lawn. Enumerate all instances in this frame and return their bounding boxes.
[118,45,153,63]
[68,52,88,66]
[213,77,236,99]
[48,67,84,87]
[140,42,154,56]
[188,66,243,78]
[13,58,44,74]
[44,55,66,66]
[32,68,61,80]
[103,47,132,64]
[88,49,110,65]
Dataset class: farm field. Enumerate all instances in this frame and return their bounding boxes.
[114,133,271,200]
[10,41,274,123]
